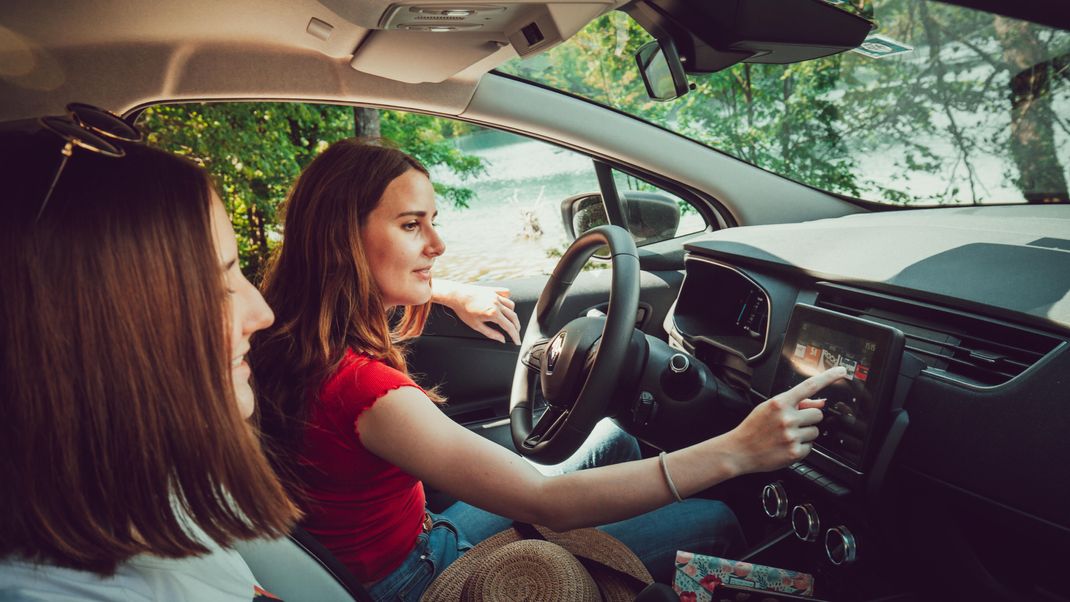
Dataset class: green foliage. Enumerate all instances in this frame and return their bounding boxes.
[503,12,868,197]
[506,12,673,124]
[380,111,486,208]
[140,103,484,277]
[502,1,1070,205]
[140,103,339,277]
[136,1,1069,280]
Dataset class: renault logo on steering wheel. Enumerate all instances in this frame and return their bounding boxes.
[546,333,566,374]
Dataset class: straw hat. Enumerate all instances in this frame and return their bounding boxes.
[421,525,653,602]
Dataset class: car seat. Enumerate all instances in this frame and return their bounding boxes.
[234,526,374,602]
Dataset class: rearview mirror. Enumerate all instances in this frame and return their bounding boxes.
[635,39,690,101]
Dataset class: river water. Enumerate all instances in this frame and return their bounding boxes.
[428,131,605,282]
[428,129,707,283]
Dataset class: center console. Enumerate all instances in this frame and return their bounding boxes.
[771,304,905,484]
[666,270,931,597]
[745,304,925,597]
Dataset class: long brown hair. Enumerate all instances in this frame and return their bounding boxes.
[253,139,436,477]
[0,129,299,575]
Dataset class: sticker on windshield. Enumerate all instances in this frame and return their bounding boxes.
[852,34,913,59]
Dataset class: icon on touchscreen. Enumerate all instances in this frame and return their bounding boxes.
[855,364,869,382]
[841,358,857,380]
[819,349,842,371]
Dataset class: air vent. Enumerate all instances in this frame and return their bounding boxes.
[814,284,1062,387]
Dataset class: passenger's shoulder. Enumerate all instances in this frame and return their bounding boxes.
[0,527,265,601]
[0,557,154,601]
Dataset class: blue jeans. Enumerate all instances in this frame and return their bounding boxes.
[442,499,743,584]
[366,419,743,600]
[365,512,472,602]
[368,500,742,601]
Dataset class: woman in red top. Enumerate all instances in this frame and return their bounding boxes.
[252,140,844,601]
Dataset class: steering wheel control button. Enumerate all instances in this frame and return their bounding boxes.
[669,353,690,374]
[791,504,820,542]
[761,482,788,519]
[522,340,548,371]
[545,333,566,374]
[825,526,857,565]
[632,391,658,427]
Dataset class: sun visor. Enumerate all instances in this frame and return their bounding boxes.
[625,0,873,74]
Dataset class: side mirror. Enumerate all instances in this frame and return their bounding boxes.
[635,38,690,101]
[561,191,682,256]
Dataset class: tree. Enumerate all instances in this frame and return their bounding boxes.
[501,2,1070,205]
[140,103,485,278]
[354,107,381,138]
[993,18,1069,203]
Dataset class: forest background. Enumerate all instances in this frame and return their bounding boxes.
[140,0,1069,277]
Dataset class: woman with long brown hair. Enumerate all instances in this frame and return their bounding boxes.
[0,108,299,600]
[253,138,844,601]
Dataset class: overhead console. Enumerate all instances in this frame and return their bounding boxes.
[350,1,615,83]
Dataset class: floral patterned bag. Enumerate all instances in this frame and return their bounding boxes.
[673,551,815,601]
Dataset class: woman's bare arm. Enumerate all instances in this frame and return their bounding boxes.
[358,366,846,532]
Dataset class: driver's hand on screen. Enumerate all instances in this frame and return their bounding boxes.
[724,366,847,474]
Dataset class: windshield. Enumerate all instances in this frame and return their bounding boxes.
[500,1,1070,205]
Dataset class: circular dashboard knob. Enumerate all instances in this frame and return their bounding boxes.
[669,353,690,374]
[791,504,820,542]
[825,526,857,565]
[761,482,788,519]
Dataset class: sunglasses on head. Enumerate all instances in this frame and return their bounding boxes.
[35,102,143,221]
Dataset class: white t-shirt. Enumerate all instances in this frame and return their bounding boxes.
[0,530,281,602]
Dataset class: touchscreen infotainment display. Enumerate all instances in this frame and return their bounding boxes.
[772,305,904,472]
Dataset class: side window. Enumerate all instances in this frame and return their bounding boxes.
[611,171,709,241]
[428,127,602,282]
[563,169,708,249]
[137,102,708,285]
[432,128,709,280]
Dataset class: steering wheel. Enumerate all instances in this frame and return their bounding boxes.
[510,225,640,464]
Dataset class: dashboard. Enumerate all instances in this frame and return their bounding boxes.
[661,204,1070,599]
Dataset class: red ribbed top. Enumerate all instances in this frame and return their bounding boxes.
[296,349,426,583]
